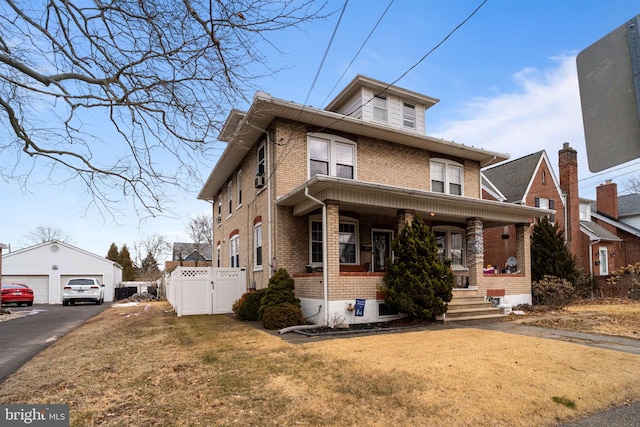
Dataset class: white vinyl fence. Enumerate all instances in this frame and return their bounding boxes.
[166,267,247,316]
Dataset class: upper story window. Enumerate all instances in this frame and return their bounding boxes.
[373,94,388,122]
[217,193,222,222]
[403,103,416,129]
[227,181,233,215]
[237,170,243,208]
[535,197,555,222]
[308,134,356,180]
[430,159,463,195]
[257,141,266,176]
[579,202,591,221]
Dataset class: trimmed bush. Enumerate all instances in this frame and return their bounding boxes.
[232,288,267,321]
[607,262,640,299]
[261,302,306,330]
[532,275,575,309]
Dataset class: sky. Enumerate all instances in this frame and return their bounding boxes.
[2,0,640,261]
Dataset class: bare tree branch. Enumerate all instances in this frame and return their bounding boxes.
[0,0,328,216]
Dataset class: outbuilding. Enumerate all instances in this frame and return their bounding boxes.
[2,240,122,304]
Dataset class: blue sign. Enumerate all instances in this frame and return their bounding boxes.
[354,298,365,316]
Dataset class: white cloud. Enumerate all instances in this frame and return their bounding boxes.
[431,54,603,198]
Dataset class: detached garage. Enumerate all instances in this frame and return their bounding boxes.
[2,240,122,304]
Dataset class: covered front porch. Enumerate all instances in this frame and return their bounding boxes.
[276,175,551,325]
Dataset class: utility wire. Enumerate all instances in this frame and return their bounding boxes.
[320,0,395,108]
[302,0,349,107]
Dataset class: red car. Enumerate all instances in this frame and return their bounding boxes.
[1,283,34,307]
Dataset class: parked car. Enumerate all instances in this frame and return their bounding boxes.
[1,283,34,306]
[62,278,104,306]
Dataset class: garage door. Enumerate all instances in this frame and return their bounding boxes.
[3,275,49,304]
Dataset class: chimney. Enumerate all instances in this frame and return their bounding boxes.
[558,142,580,257]
[596,180,619,219]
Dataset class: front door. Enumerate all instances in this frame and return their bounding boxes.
[372,230,393,272]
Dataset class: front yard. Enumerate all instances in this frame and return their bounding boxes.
[1,300,639,426]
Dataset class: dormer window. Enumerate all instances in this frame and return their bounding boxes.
[373,94,387,122]
[403,103,416,129]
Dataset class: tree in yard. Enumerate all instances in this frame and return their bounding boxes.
[139,251,162,281]
[186,214,213,266]
[258,268,305,330]
[106,243,119,263]
[24,225,71,245]
[133,234,171,271]
[118,244,137,281]
[531,216,579,285]
[0,1,328,215]
[380,215,454,320]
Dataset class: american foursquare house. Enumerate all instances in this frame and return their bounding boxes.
[198,75,552,325]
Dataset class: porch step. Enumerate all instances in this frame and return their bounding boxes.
[446,295,506,323]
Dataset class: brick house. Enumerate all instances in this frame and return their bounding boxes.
[485,141,640,286]
[482,149,565,273]
[198,75,551,325]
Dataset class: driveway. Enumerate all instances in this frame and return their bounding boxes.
[0,303,109,384]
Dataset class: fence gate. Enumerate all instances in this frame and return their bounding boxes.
[171,267,246,316]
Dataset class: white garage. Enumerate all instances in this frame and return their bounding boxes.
[2,240,122,304]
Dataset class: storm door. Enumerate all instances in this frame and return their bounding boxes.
[372,230,393,272]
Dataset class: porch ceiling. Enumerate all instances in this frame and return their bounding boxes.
[276,175,553,228]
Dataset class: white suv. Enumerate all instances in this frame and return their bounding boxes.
[63,278,105,305]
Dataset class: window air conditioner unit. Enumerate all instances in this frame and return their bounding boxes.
[216,215,222,223]
[255,176,266,189]
[256,163,265,176]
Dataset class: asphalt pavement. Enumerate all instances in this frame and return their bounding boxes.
[0,303,109,384]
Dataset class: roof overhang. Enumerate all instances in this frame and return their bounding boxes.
[198,92,509,200]
[276,175,552,228]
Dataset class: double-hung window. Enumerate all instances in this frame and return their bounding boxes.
[308,134,356,179]
[434,227,465,269]
[403,103,416,129]
[230,234,239,267]
[257,142,266,176]
[217,194,222,223]
[373,94,388,122]
[216,244,221,267]
[237,170,243,207]
[309,217,358,266]
[534,197,555,222]
[430,159,463,195]
[227,181,233,215]
[254,223,262,269]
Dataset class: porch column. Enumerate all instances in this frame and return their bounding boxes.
[396,209,415,234]
[326,201,340,300]
[466,217,484,289]
[515,223,530,278]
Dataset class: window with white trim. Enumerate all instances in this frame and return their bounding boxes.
[434,226,465,269]
[230,234,239,267]
[308,134,356,179]
[579,202,591,221]
[309,217,359,266]
[217,194,222,223]
[430,159,463,195]
[254,223,262,269]
[598,247,608,276]
[227,181,233,215]
[403,102,416,129]
[534,197,555,222]
[373,94,387,122]
[237,170,243,207]
[257,142,266,176]
[216,244,221,268]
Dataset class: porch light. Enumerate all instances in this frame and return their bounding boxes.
[429,212,435,217]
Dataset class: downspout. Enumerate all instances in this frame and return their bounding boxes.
[588,238,600,297]
[246,121,274,279]
[304,187,329,326]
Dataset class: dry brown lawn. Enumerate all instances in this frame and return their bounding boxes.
[1,300,639,426]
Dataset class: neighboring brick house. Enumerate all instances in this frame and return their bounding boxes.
[485,141,640,285]
[482,149,565,272]
[198,75,551,325]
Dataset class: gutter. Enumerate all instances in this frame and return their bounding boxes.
[303,187,329,326]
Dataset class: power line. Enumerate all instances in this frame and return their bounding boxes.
[319,0,395,108]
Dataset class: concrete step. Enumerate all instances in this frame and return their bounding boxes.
[444,313,508,323]
[446,306,504,318]
[445,294,506,322]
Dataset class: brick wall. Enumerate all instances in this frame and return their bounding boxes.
[596,181,619,220]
